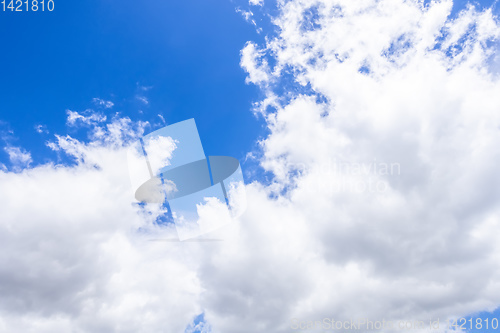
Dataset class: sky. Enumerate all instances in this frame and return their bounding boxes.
[0,0,266,174]
[2,0,500,332]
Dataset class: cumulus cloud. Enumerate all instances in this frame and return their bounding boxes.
[0,116,201,332]
[199,0,500,331]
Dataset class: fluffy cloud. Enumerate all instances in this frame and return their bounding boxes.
[142,136,177,175]
[240,42,272,86]
[0,114,206,332]
[4,146,32,169]
[201,0,500,331]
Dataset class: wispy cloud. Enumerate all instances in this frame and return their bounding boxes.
[236,8,262,33]
[34,124,49,134]
[135,84,152,106]
[158,114,166,124]
[248,0,263,6]
[4,146,32,168]
[136,95,149,105]
[66,109,107,126]
[92,98,114,109]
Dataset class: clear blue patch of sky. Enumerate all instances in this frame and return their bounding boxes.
[184,312,211,333]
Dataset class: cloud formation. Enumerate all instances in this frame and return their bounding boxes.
[92,98,114,109]
[202,0,500,331]
[2,1,500,332]
[0,113,203,332]
[3,146,32,169]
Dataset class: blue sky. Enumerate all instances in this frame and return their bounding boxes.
[0,0,269,173]
[2,0,500,332]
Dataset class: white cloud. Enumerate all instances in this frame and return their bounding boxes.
[195,196,233,234]
[236,8,254,23]
[66,109,107,127]
[236,8,261,32]
[34,124,49,134]
[136,96,149,105]
[240,42,272,86]
[158,114,166,124]
[201,0,500,331]
[4,146,32,168]
[249,0,263,6]
[142,135,177,175]
[138,84,153,92]
[0,118,201,332]
[49,116,149,165]
[92,98,114,109]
